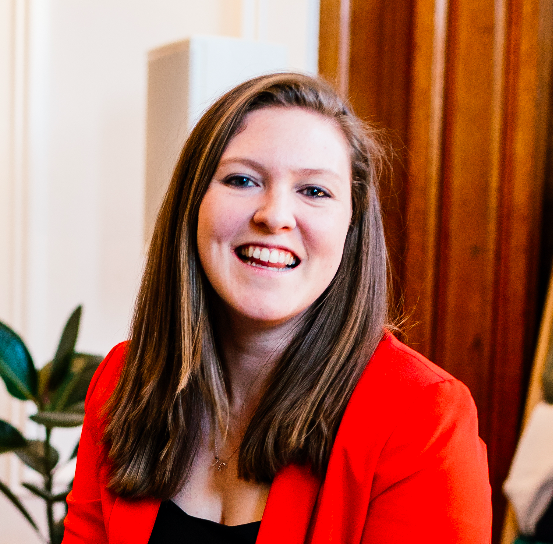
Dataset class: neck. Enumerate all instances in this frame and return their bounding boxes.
[215,308,301,412]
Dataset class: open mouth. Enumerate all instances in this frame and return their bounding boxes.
[235,245,300,270]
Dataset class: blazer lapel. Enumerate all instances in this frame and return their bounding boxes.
[257,464,321,544]
[108,496,160,544]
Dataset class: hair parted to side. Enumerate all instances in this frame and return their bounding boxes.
[104,72,390,498]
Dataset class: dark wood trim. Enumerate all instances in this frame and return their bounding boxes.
[403,0,449,357]
[318,0,350,96]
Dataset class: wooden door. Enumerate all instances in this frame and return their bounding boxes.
[319,0,553,539]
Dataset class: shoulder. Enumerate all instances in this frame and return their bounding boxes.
[354,333,474,407]
[332,333,488,494]
[366,333,456,387]
[337,334,480,452]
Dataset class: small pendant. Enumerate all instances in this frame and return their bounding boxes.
[213,456,228,471]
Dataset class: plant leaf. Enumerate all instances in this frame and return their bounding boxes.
[0,322,38,401]
[38,360,54,407]
[0,420,27,453]
[52,489,70,502]
[22,481,51,501]
[30,411,84,428]
[15,439,59,475]
[21,481,68,504]
[49,306,82,392]
[66,401,85,413]
[51,353,103,411]
[0,478,39,531]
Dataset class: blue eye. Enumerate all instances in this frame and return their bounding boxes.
[301,186,330,198]
[223,175,256,188]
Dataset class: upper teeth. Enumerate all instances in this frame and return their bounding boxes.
[241,245,296,266]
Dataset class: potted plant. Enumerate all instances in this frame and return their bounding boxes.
[0,306,103,544]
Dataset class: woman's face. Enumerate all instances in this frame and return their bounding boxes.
[197,106,352,328]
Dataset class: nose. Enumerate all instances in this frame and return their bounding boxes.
[252,186,297,232]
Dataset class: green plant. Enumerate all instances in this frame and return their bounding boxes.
[0,306,103,544]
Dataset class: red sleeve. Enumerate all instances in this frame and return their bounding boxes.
[361,379,492,543]
[63,344,124,543]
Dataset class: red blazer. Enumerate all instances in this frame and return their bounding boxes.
[63,334,492,543]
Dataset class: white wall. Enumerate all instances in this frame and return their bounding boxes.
[0,0,318,541]
[4,0,319,367]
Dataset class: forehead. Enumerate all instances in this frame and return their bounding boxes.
[221,106,352,169]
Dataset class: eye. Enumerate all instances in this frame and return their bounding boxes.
[222,174,256,188]
[300,186,331,198]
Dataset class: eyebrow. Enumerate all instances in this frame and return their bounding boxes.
[216,157,343,180]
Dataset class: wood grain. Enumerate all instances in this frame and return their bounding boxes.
[318,0,350,96]
[499,0,553,540]
[319,0,553,540]
[403,0,449,356]
[347,0,413,313]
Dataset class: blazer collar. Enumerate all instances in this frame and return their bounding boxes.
[107,464,320,544]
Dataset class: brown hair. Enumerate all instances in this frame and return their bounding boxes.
[104,72,389,498]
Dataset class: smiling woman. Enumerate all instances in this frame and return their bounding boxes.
[62,73,492,544]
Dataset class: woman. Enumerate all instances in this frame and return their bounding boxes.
[63,73,492,543]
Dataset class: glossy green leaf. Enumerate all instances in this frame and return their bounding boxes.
[51,353,102,411]
[38,360,54,408]
[0,479,39,531]
[49,306,82,392]
[66,401,85,413]
[30,411,84,428]
[0,420,27,453]
[15,439,59,475]
[0,322,37,401]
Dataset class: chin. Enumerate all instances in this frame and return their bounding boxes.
[234,306,304,328]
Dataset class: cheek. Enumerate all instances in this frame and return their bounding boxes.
[196,199,212,260]
[197,192,237,248]
[307,210,351,272]
[196,195,225,277]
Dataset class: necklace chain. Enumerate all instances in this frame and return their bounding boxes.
[211,352,271,471]
[212,433,240,471]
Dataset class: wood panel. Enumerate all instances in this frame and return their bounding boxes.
[436,0,499,431]
[320,0,553,540]
[490,0,553,538]
[347,0,413,308]
[403,0,449,357]
[318,0,350,96]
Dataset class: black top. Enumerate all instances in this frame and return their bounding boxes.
[148,500,261,544]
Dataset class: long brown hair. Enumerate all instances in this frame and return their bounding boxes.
[104,73,389,498]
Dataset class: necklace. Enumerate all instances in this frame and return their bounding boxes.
[211,346,274,471]
[212,434,240,471]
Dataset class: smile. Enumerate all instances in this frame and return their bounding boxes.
[235,245,299,270]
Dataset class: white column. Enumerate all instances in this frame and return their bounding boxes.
[0,0,31,490]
